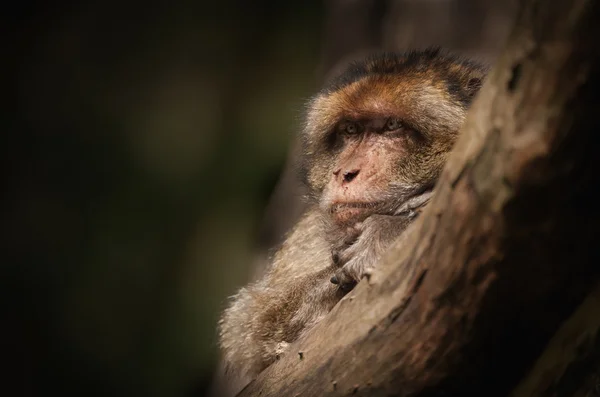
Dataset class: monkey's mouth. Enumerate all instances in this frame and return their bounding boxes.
[330,202,381,224]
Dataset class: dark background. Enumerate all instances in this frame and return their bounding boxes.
[2,1,515,396]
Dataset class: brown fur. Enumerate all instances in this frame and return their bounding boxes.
[218,49,486,391]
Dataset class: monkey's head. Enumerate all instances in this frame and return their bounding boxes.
[301,49,487,226]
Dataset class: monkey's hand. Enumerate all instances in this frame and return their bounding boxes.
[330,214,411,291]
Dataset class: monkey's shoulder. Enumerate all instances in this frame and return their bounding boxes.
[268,207,332,276]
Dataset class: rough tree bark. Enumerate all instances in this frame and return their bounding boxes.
[239,0,600,396]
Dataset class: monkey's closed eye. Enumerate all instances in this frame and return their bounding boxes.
[385,118,402,131]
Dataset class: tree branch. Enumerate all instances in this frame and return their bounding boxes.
[239,0,600,395]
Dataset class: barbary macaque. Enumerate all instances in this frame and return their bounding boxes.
[218,48,487,386]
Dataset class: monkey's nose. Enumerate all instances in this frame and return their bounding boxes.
[342,169,359,183]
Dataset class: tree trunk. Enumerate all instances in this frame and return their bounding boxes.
[238,0,600,396]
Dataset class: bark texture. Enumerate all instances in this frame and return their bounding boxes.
[239,0,600,395]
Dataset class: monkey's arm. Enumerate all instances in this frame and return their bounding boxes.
[331,213,415,289]
[218,207,342,385]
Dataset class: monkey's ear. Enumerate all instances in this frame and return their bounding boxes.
[465,76,483,98]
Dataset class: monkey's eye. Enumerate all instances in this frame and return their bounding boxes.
[385,118,402,131]
[344,122,359,135]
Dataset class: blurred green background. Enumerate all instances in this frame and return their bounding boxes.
[5,1,324,396]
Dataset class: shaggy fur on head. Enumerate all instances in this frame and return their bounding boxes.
[301,48,487,200]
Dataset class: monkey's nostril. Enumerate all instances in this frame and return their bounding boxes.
[342,169,359,183]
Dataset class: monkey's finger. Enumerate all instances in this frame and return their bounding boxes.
[343,231,360,245]
[333,269,357,291]
[331,250,341,267]
[332,270,356,291]
[340,279,357,293]
[363,267,374,282]
[337,246,358,266]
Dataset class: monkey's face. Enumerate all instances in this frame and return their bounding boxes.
[303,71,475,226]
[321,114,431,225]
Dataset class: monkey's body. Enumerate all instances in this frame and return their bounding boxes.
[219,49,486,387]
[218,208,340,383]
